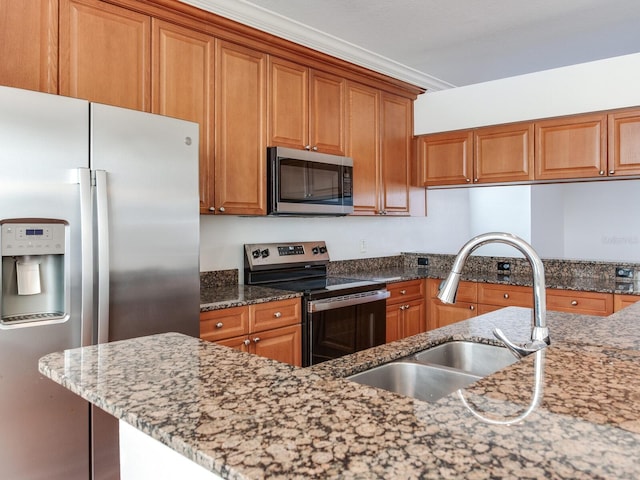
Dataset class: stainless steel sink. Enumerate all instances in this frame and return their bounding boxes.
[346,341,520,402]
[347,361,481,403]
[412,341,518,377]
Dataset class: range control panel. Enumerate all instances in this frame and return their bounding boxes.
[244,241,329,270]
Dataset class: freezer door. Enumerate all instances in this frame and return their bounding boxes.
[0,86,91,479]
[90,103,200,341]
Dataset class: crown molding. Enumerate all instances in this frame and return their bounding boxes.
[179,0,454,91]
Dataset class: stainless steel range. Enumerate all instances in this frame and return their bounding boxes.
[244,241,389,366]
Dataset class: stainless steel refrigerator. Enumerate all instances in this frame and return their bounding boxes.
[0,85,201,479]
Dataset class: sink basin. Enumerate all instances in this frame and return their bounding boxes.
[347,361,481,403]
[412,341,518,377]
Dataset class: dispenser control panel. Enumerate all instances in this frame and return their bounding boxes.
[1,222,66,256]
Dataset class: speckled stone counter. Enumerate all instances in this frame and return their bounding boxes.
[200,284,302,312]
[40,302,640,479]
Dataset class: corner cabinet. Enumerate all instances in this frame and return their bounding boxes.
[200,297,302,366]
[608,108,640,177]
[268,57,345,155]
[59,0,151,111]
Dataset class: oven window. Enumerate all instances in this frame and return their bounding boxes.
[309,300,386,365]
[279,158,342,204]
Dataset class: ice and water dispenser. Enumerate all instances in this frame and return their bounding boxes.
[0,221,69,326]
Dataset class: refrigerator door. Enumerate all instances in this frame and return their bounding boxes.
[89,103,200,479]
[0,86,91,478]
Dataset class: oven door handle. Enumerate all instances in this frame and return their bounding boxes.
[307,289,390,313]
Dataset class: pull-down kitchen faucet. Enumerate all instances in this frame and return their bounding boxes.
[437,232,550,358]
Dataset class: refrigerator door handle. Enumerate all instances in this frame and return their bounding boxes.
[94,170,110,344]
[78,168,94,347]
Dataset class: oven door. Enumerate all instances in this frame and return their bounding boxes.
[305,290,388,366]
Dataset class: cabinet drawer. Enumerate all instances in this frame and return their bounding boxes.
[251,297,301,332]
[477,283,533,308]
[200,306,249,341]
[547,289,613,316]
[427,278,477,303]
[387,280,424,304]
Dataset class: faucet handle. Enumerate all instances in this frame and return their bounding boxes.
[493,328,548,359]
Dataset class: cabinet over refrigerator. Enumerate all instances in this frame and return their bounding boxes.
[0,86,201,479]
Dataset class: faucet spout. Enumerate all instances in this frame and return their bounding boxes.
[437,232,550,356]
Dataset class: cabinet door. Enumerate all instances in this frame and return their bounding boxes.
[268,57,308,150]
[380,93,411,215]
[151,19,214,215]
[385,305,402,343]
[428,300,477,330]
[402,298,426,338]
[309,70,345,155]
[535,113,607,180]
[608,108,640,177]
[60,0,150,110]
[474,123,534,183]
[216,335,250,353]
[215,40,267,215]
[0,0,58,93]
[345,82,380,215]
[546,289,613,316]
[416,130,474,186]
[252,325,302,366]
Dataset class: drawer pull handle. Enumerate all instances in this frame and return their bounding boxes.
[571,300,578,306]
[273,311,282,318]
[470,305,475,311]
[503,293,509,299]
[215,322,223,328]
[400,289,407,295]
[243,339,251,346]
[253,337,260,343]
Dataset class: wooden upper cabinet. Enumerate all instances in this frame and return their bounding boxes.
[151,19,214,214]
[309,70,346,155]
[0,0,58,93]
[345,82,380,215]
[268,57,345,154]
[214,40,267,215]
[474,122,534,183]
[416,130,474,186]
[60,0,150,110]
[608,108,640,177]
[534,113,607,180]
[380,93,411,215]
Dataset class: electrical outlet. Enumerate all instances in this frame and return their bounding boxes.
[616,267,634,278]
[359,240,367,253]
[497,261,511,271]
[417,257,428,266]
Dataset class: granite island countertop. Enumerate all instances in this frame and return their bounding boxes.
[40,302,640,479]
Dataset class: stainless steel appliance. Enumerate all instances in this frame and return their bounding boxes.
[0,86,200,479]
[267,146,354,215]
[244,241,388,366]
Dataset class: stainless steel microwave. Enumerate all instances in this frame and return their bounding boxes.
[267,146,354,216]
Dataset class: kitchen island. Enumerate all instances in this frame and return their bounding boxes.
[39,303,640,479]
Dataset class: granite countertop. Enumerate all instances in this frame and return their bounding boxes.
[200,266,640,313]
[40,302,640,479]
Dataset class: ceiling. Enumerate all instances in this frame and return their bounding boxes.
[181,0,640,91]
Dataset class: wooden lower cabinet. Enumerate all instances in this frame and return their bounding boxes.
[614,294,640,312]
[386,280,426,342]
[200,297,302,366]
[426,278,478,330]
[546,289,613,316]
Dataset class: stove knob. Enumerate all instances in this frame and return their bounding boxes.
[261,248,270,258]
[319,246,327,254]
[312,246,320,254]
[252,249,261,259]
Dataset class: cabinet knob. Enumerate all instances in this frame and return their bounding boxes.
[571,300,578,306]
[273,311,282,318]
[465,178,471,183]
[304,145,311,150]
[599,170,605,175]
[400,289,407,295]
[609,170,615,175]
[219,206,225,213]
[474,178,478,182]
[215,322,223,328]
[208,207,215,212]
[312,146,318,151]
[243,339,251,346]
[503,293,510,299]
[470,305,475,311]
[399,305,406,311]
[253,337,261,343]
